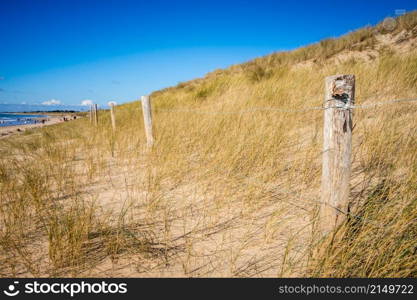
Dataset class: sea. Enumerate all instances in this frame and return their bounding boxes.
[0,113,48,127]
[0,104,89,127]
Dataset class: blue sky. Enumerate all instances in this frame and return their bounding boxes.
[0,0,416,106]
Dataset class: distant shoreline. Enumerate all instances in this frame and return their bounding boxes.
[0,113,48,127]
[0,113,82,139]
[1,110,81,114]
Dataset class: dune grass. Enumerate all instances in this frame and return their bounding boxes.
[0,12,416,277]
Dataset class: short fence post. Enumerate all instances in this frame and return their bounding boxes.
[89,105,93,124]
[94,104,98,126]
[141,95,154,147]
[110,103,116,132]
[320,74,355,236]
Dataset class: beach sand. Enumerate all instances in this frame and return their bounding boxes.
[0,114,79,139]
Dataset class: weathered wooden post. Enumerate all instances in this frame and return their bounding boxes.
[320,74,355,236]
[89,105,93,124]
[141,95,154,147]
[94,104,98,126]
[109,102,116,132]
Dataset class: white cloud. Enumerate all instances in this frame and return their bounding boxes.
[42,99,61,105]
[21,101,27,104]
[81,99,93,106]
[108,101,117,106]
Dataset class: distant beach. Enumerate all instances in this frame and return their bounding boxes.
[0,113,81,139]
[0,103,90,113]
[0,103,88,138]
[0,113,49,127]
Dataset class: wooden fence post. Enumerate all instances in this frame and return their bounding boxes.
[320,74,355,236]
[141,95,154,147]
[110,103,116,131]
[89,105,93,124]
[94,104,98,126]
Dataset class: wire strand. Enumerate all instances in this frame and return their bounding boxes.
[155,97,417,115]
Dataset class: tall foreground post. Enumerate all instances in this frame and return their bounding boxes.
[94,104,98,126]
[110,103,116,131]
[141,95,154,147]
[320,74,355,236]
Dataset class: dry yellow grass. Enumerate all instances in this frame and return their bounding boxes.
[0,12,416,277]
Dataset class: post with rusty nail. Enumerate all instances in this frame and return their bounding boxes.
[141,95,154,147]
[94,104,98,126]
[320,74,355,237]
[110,103,116,132]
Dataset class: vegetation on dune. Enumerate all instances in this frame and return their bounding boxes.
[0,11,416,277]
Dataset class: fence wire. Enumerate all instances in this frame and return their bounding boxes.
[155,97,417,115]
